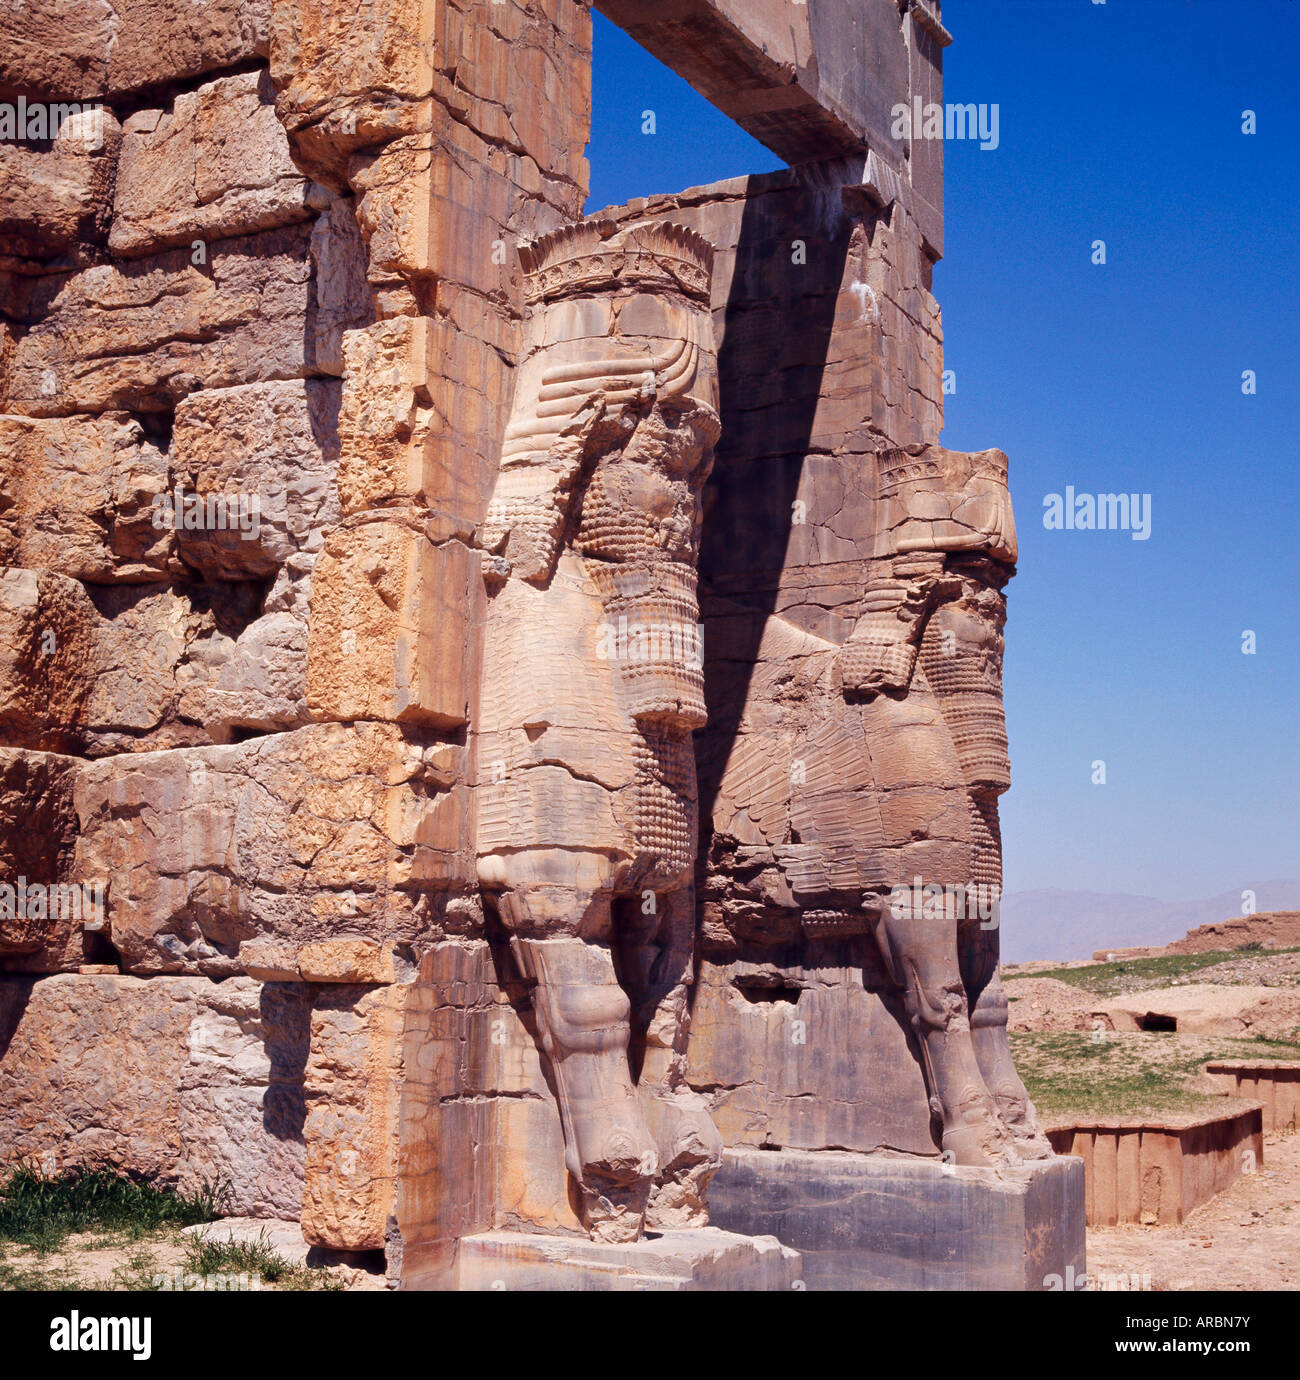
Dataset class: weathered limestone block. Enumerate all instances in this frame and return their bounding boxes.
[309,198,373,375]
[335,320,436,512]
[3,225,332,416]
[301,983,407,1250]
[296,939,399,985]
[110,70,324,259]
[0,576,313,757]
[0,0,115,98]
[709,1148,1085,1291]
[0,0,270,99]
[72,723,466,976]
[0,413,175,581]
[177,979,313,1219]
[173,571,315,740]
[270,0,589,203]
[81,584,194,746]
[0,749,80,963]
[687,955,935,1156]
[170,379,342,579]
[390,942,581,1288]
[0,109,122,265]
[348,113,561,302]
[437,0,591,192]
[0,974,308,1218]
[456,1227,801,1291]
[269,0,439,187]
[0,569,97,752]
[335,318,506,520]
[306,511,476,730]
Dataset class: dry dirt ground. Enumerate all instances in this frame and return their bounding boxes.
[0,1225,386,1292]
[1086,1129,1300,1292]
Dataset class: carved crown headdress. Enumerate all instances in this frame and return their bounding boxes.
[519,220,714,306]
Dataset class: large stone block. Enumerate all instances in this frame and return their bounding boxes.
[170,379,342,580]
[73,723,467,976]
[456,1228,801,1292]
[270,0,589,206]
[0,974,309,1218]
[110,70,322,259]
[437,0,591,192]
[80,584,194,746]
[305,512,476,730]
[301,983,407,1250]
[390,941,582,1289]
[0,575,314,758]
[0,569,98,752]
[309,197,373,375]
[172,573,316,742]
[0,413,174,582]
[0,0,270,99]
[3,225,332,417]
[0,749,81,964]
[709,1147,1086,1291]
[269,0,440,186]
[335,317,505,520]
[0,109,121,265]
[686,954,935,1156]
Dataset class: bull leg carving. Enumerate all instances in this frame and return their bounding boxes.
[620,887,722,1229]
[963,924,1053,1158]
[875,905,1020,1167]
[505,887,658,1242]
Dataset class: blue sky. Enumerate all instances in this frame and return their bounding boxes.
[586,2,1299,904]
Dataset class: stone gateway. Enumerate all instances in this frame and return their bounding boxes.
[0,0,1084,1290]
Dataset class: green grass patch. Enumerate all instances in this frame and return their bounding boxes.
[1004,946,1300,999]
[182,1234,342,1291]
[0,1260,82,1291]
[0,1165,225,1254]
[1010,1030,1300,1120]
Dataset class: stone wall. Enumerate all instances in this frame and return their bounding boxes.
[1204,1062,1300,1134]
[0,0,592,1258]
[1046,1105,1264,1227]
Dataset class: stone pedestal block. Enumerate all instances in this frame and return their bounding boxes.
[708,1147,1086,1291]
[456,1228,801,1292]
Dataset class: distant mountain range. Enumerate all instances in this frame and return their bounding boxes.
[997,881,1300,964]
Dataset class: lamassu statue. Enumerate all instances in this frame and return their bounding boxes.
[476,222,724,1241]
